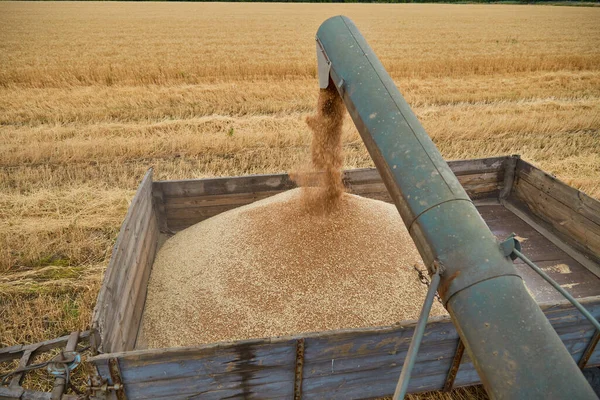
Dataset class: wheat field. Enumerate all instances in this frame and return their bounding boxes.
[1,1,599,389]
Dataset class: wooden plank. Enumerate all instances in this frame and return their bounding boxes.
[156,158,507,231]
[119,214,159,351]
[90,340,296,399]
[517,160,600,226]
[466,185,501,201]
[8,349,32,389]
[90,338,296,373]
[155,158,505,199]
[92,169,154,354]
[541,296,600,321]
[88,297,600,397]
[163,190,289,210]
[499,154,519,199]
[302,343,456,380]
[457,171,503,187]
[502,198,600,278]
[301,319,457,363]
[299,299,600,397]
[105,190,152,308]
[111,205,156,340]
[119,346,294,384]
[0,385,24,399]
[346,172,501,194]
[103,193,154,353]
[127,216,159,351]
[104,179,152,288]
[123,369,293,399]
[165,203,236,220]
[446,156,508,175]
[94,173,152,321]
[301,366,448,398]
[512,178,600,262]
[0,388,80,400]
[349,171,502,199]
[161,168,503,231]
[157,174,296,198]
[514,260,600,303]
[105,193,152,321]
[151,182,169,233]
[342,157,507,186]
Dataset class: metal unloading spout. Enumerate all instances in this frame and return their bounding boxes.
[316,15,596,399]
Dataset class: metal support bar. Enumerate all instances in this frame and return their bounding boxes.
[108,358,127,400]
[8,349,32,389]
[294,339,305,400]
[579,330,600,370]
[513,249,600,332]
[393,269,441,400]
[443,339,465,392]
[50,331,79,400]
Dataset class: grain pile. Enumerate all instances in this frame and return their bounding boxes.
[142,188,447,348]
[141,86,446,348]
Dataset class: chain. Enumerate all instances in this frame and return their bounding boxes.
[413,265,443,304]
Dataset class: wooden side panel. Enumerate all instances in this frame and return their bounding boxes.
[154,156,508,232]
[89,297,600,398]
[92,169,160,354]
[511,160,600,265]
[299,297,600,398]
[89,339,297,399]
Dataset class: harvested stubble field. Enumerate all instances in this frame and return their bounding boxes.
[1,2,599,397]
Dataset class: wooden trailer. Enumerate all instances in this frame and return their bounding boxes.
[9,155,599,399]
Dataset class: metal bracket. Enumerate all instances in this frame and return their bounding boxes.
[316,38,331,89]
[293,339,305,400]
[108,358,127,400]
[88,374,124,398]
[500,233,521,261]
[579,330,600,370]
[47,351,81,377]
[443,339,465,392]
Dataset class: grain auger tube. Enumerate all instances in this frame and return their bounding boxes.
[315,15,596,399]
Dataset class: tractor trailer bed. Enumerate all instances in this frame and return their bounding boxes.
[85,155,600,399]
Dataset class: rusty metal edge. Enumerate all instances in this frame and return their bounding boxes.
[108,358,127,400]
[294,338,305,400]
[442,339,465,392]
[579,330,600,369]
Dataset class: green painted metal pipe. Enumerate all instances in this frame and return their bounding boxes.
[316,16,596,399]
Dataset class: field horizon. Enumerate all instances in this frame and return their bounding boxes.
[1,2,599,395]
